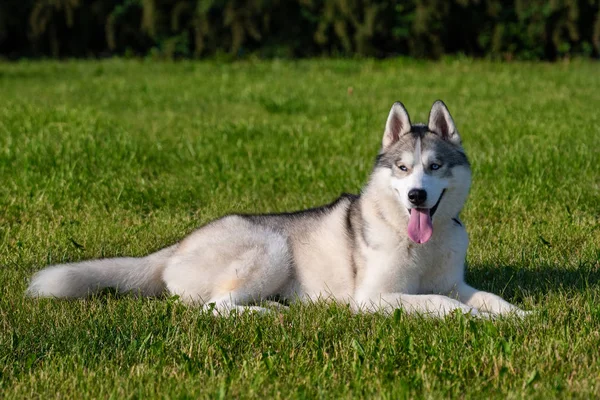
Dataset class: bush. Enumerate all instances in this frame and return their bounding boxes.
[0,0,599,59]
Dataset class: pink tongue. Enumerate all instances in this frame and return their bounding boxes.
[407,208,433,244]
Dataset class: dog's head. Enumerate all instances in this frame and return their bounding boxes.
[373,101,471,244]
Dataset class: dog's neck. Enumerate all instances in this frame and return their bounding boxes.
[360,173,409,241]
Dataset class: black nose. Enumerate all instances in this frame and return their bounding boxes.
[408,189,427,206]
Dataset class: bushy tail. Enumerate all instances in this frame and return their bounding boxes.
[26,245,178,298]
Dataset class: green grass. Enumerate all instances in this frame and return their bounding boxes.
[1,58,599,399]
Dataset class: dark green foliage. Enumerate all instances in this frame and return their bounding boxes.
[1,0,599,59]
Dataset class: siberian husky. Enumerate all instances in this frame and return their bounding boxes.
[27,101,527,317]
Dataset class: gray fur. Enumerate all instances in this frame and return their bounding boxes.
[377,125,469,171]
[26,101,528,318]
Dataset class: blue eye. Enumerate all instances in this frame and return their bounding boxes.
[398,165,408,171]
[431,163,441,170]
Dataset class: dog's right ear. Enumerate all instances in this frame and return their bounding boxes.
[382,102,411,149]
[428,100,461,146]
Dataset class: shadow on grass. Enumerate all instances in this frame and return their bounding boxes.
[466,261,600,300]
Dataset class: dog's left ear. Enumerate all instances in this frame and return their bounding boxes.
[428,100,461,146]
[383,102,412,149]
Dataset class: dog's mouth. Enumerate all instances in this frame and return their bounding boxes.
[430,189,446,218]
[407,189,446,244]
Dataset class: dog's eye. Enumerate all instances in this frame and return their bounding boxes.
[398,165,408,171]
[430,163,441,170]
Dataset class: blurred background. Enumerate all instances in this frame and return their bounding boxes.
[0,0,599,60]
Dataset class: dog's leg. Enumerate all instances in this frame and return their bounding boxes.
[164,216,293,315]
[202,295,271,316]
[202,298,290,316]
[455,283,527,316]
[356,293,479,317]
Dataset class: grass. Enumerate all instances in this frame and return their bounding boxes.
[0,58,599,398]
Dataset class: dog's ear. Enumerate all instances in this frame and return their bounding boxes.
[428,100,461,145]
[383,102,412,149]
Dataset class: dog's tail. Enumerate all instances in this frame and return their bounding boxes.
[25,245,178,298]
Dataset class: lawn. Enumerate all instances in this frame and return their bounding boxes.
[0,58,599,398]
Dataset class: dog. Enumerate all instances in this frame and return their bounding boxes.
[26,101,527,317]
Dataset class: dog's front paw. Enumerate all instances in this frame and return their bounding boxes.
[514,309,533,318]
[446,304,481,318]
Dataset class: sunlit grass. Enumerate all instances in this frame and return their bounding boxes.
[1,58,599,398]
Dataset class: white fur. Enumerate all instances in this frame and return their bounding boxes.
[26,102,528,318]
[391,149,447,212]
[26,246,176,298]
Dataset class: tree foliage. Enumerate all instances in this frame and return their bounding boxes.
[1,0,599,59]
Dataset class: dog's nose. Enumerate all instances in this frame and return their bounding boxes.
[408,189,427,206]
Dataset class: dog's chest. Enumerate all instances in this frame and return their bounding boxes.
[360,232,458,294]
